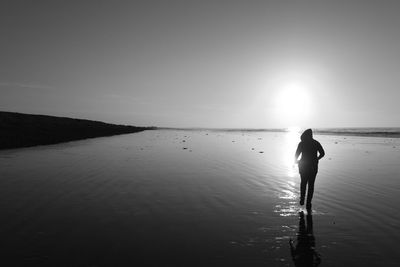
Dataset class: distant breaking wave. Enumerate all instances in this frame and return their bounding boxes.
[313,128,400,138]
[159,127,400,138]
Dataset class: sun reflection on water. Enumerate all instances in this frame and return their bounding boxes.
[279,189,297,200]
[274,127,302,217]
[275,179,299,217]
[283,127,301,178]
[275,188,299,217]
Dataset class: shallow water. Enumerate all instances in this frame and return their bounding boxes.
[0,130,399,266]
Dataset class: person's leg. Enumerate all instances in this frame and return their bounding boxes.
[306,172,317,209]
[300,173,308,205]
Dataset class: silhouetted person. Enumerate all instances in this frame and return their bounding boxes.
[294,129,325,210]
[290,211,321,267]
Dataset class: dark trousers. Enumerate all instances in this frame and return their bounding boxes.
[300,170,317,205]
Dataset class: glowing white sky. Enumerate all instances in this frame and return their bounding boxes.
[1,0,400,128]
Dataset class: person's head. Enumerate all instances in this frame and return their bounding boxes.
[300,129,313,142]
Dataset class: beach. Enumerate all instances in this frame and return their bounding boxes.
[1,130,399,266]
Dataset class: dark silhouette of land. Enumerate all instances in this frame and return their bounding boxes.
[290,211,321,267]
[0,111,156,150]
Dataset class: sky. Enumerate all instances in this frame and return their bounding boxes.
[1,0,400,128]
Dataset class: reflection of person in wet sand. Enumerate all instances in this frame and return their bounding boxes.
[295,129,325,210]
[290,211,321,267]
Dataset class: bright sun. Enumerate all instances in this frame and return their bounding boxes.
[274,81,312,127]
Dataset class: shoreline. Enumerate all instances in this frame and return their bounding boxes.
[1,110,398,151]
[157,126,400,138]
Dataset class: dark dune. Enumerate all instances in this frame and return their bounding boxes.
[0,111,155,150]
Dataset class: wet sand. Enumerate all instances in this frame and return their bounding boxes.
[0,130,399,266]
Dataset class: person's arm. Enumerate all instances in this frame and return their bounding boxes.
[317,142,325,160]
[294,143,302,164]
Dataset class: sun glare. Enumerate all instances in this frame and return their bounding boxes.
[274,81,312,127]
[284,126,301,178]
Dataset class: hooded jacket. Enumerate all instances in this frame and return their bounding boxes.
[295,129,325,173]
